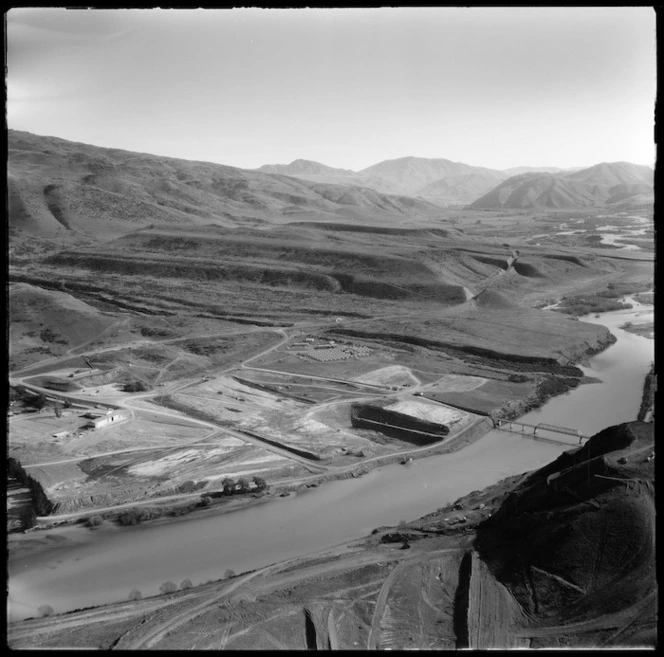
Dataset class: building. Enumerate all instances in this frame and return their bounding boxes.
[84,409,130,430]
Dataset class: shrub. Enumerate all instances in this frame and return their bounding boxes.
[38,605,54,617]
[180,579,193,590]
[159,581,177,594]
[86,515,103,528]
[128,589,142,601]
[177,480,198,494]
[40,328,59,343]
[224,569,236,579]
[237,477,251,493]
[116,507,159,526]
[123,380,148,393]
[252,476,267,491]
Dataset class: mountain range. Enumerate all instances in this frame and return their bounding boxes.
[8,130,654,247]
[257,157,652,209]
[258,157,512,205]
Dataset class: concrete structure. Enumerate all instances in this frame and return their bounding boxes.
[69,368,101,379]
[350,401,450,445]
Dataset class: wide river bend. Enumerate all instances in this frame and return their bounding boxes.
[7,298,654,622]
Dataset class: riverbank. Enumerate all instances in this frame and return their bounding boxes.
[9,415,495,546]
[9,420,655,650]
[637,362,656,422]
[10,318,618,536]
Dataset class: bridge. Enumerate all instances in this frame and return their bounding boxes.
[494,419,588,444]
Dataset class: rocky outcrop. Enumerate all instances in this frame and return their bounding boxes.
[475,422,656,628]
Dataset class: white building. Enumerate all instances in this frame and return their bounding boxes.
[84,409,129,430]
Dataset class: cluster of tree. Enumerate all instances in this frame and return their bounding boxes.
[40,328,67,344]
[176,480,206,494]
[115,506,157,526]
[114,502,202,526]
[123,380,148,392]
[11,386,50,409]
[85,515,103,528]
[220,475,267,496]
[7,458,54,523]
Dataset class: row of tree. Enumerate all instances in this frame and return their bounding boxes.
[7,458,54,526]
[128,570,237,601]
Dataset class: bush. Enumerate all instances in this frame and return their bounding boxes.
[128,589,142,601]
[177,480,197,494]
[180,579,193,590]
[86,515,103,528]
[224,569,236,579]
[221,477,236,496]
[38,605,54,617]
[253,476,267,491]
[123,380,148,393]
[33,393,49,410]
[159,581,177,594]
[116,507,159,526]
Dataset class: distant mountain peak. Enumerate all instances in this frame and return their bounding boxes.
[469,161,653,210]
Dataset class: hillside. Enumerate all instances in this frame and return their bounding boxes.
[417,171,507,205]
[469,162,653,210]
[7,131,444,249]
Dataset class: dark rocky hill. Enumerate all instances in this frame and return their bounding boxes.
[475,421,656,646]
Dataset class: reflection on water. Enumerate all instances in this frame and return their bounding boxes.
[7,300,654,622]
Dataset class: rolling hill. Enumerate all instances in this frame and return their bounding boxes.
[468,162,654,210]
[7,130,444,247]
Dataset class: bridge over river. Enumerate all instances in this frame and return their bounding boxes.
[494,419,587,445]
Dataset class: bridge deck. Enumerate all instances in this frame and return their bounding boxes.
[495,419,587,443]
[536,423,580,437]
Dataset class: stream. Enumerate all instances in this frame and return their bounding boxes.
[7,296,654,622]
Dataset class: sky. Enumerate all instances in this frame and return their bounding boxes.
[6,7,657,171]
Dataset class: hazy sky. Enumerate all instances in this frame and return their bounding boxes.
[6,7,656,171]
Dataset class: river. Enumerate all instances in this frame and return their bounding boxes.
[7,297,654,622]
